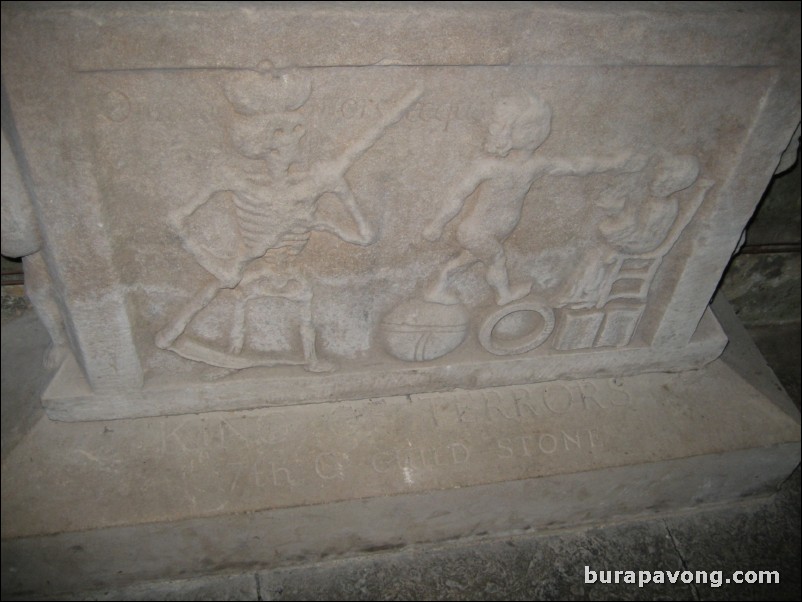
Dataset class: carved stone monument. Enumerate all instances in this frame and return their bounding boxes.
[1,2,800,593]
[4,3,799,420]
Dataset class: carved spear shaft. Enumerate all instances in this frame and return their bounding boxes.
[156,84,424,352]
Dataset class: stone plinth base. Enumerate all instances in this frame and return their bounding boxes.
[1,299,799,597]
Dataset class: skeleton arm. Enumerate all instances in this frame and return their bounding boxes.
[311,179,376,245]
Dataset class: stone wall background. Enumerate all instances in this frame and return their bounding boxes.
[718,148,801,326]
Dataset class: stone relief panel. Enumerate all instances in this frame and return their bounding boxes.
[3,2,797,423]
[76,64,773,383]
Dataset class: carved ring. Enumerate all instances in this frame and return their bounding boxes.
[478,301,555,356]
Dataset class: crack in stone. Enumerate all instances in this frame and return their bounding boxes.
[664,521,700,601]
[255,572,263,601]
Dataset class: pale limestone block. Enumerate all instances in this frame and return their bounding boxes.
[0,2,799,420]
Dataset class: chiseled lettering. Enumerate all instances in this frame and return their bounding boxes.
[605,378,631,406]
[496,429,601,459]
[497,437,515,459]
[314,452,345,480]
[371,450,396,473]
[539,433,558,454]
[516,396,545,418]
[392,448,416,471]
[543,384,574,414]
[455,399,480,423]
[562,431,582,451]
[252,458,295,488]
[435,103,454,130]
[161,419,206,454]
[450,442,470,464]
[405,101,422,122]
[482,389,518,420]
[420,101,438,122]
[417,447,433,469]
[422,381,631,429]
[433,446,450,467]
[372,442,470,472]
[218,418,248,448]
[579,382,608,410]
[270,462,295,487]
[340,99,360,119]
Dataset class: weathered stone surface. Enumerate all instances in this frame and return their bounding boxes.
[722,252,801,326]
[743,145,800,248]
[0,309,46,459]
[1,2,799,419]
[256,521,692,602]
[25,574,259,602]
[2,300,799,596]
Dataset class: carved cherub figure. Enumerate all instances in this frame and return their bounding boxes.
[423,94,644,306]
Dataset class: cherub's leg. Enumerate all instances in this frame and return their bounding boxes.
[424,250,478,305]
[460,233,530,306]
[22,252,70,369]
[488,252,530,306]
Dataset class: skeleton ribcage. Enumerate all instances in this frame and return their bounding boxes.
[233,192,311,258]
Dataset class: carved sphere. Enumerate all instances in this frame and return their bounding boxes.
[381,299,469,362]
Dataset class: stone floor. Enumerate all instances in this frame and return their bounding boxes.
[1,290,800,601]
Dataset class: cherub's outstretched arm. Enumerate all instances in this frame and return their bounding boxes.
[545,151,647,177]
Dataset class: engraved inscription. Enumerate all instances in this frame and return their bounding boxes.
[266,462,296,487]
[100,89,131,122]
[319,97,479,131]
[370,442,470,474]
[424,379,633,426]
[496,429,601,458]
[141,395,622,508]
[314,452,347,480]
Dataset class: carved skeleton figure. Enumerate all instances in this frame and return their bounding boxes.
[156,65,421,372]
